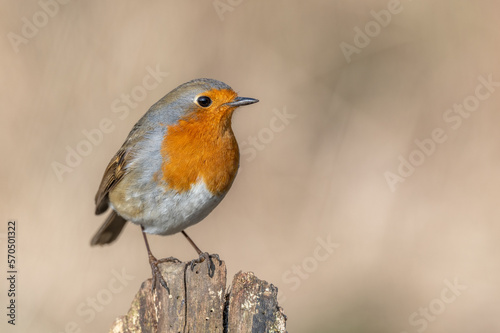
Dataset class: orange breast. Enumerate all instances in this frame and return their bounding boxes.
[160,106,239,195]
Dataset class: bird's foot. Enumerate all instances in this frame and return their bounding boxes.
[148,255,181,293]
[188,252,219,278]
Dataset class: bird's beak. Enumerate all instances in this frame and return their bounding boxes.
[225,96,259,107]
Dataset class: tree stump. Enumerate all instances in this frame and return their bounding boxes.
[109,254,287,333]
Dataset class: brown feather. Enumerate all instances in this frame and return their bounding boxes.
[94,148,129,215]
[94,121,149,215]
[90,210,127,245]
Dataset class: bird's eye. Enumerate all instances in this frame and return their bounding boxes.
[196,96,212,107]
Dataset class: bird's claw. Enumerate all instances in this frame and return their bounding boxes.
[149,255,180,293]
[189,252,219,278]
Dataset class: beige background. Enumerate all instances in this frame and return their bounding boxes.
[1,1,500,332]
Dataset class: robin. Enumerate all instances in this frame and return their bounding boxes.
[90,78,258,289]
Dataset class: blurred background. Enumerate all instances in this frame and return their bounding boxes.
[1,1,500,332]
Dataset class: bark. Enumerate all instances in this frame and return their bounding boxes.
[109,254,287,333]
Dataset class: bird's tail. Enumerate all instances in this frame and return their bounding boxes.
[90,211,127,246]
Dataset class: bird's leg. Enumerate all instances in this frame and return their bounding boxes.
[181,230,203,255]
[141,226,180,292]
[181,230,218,278]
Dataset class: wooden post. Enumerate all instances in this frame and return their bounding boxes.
[109,254,287,333]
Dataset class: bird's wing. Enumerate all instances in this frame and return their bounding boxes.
[94,147,129,215]
[94,122,148,215]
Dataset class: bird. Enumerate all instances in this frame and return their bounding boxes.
[90,78,258,289]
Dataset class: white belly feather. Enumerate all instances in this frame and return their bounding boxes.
[111,179,224,235]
